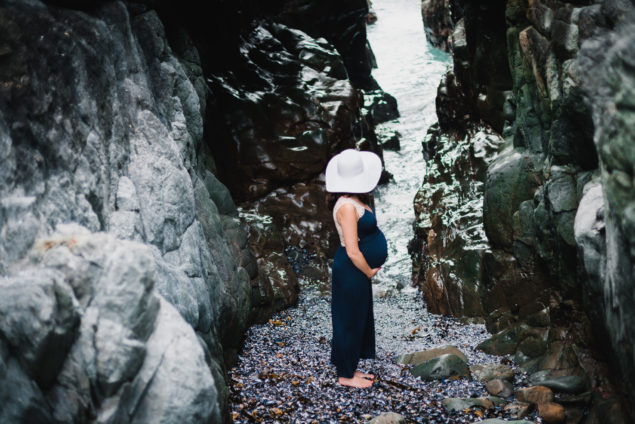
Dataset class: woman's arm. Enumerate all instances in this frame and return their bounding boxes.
[337,203,380,279]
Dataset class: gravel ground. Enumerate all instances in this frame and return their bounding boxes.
[229,281,538,423]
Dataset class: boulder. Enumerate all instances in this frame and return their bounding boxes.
[470,364,515,382]
[410,354,470,381]
[0,270,79,390]
[397,345,468,365]
[442,396,503,412]
[421,0,454,52]
[0,227,220,423]
[486,379,514,398]
[537,401,566,424]
[363,89,400,124]
[477,325,528,356]
[503,401,532,419]
[369,412,406,424]
[483,146,542,249]
[529,371,587,394]
[516,386,554,405]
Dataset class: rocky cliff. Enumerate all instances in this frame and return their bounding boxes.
[412,0,634,419]
[0,0,390,422]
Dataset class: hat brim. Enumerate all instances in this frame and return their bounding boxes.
[325,150,382,193]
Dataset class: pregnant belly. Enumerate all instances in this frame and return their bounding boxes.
[360,230,388,269]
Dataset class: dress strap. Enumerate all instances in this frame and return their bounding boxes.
[333,197,366,246]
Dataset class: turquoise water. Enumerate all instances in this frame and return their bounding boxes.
[367,0,450,290]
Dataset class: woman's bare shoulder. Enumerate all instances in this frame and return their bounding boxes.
[336,201,357,217]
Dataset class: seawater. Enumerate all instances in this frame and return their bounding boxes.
[367,0,450,291]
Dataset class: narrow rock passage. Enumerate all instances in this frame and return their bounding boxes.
[230,286,508,423]
[229,1,537,423]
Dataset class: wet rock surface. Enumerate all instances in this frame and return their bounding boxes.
[411,0,634,419]
[420,0,456,52]
[410,125,505,318]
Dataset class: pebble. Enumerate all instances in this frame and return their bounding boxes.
[229,282,543,423]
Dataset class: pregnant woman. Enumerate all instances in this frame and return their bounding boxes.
[325,149,388,388]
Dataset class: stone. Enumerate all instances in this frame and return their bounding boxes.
[577,7,635,411]
[115,176,140,212]
[551,20,579,59]
[486,378,514,398]
[397,345,468,365]
[369,411,406,424]
[207,21,366,202]
[477,325,527,356]
[421,0,454,52]
[376,126,401,151]
[442,396,501,412]
[410,353,470,381]
[483,147,542,248]
[363,89,400,124]
[516,330,548,359]
[0,270,80,390]
[470,364,515,382]
[574,180,606,329]
[528,371,587,394]
[123,298,220,424]
[478,420,527,424]
[516,386,554,405]
[537,401,566,423]
[546,167,578,213]
[503,401,532,419]
[0,3,277,419]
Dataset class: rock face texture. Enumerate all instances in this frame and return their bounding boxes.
[420,0,456,52]
[2,226,220,423]
[413,0,634,417]
[197,2,394,279]
[1,0,389,420]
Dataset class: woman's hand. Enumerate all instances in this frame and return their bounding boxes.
[367,267,381,279]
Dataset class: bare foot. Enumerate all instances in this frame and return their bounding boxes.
[337,375,373,388]
[354,371,375,380]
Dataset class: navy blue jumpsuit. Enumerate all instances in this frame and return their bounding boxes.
[331,205,388,378]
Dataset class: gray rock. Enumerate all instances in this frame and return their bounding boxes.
[484,147,542,248]
[397,345,468,365]
[578,5,635,407]
[410,353,470,381]
[529,371,587,394]
[574,180,606,312]
[486,378,514,398]
[0,270,79,390]
[124,298,220,424]
[0,2,272,420]
[546,167,578,213]
[369,412,406,424]
[442,396,503,412]
[471,364,515,382]
[116,176,140,212]
[0,341,54,424]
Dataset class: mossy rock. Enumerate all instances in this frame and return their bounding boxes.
[397,345,468,365]
[410,354,470,381]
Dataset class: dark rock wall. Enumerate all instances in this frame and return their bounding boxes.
[413,0,634,415]
[192,0,394,279]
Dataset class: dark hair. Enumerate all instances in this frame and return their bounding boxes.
[326,192,372,211]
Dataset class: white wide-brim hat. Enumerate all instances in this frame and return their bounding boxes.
[325,149,382,193]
